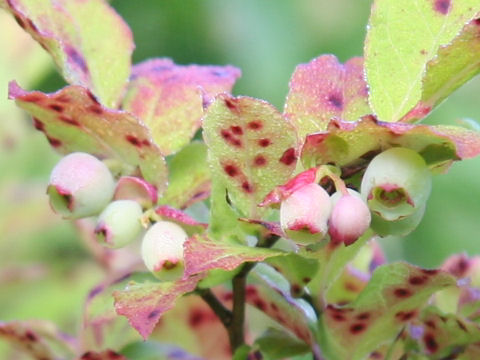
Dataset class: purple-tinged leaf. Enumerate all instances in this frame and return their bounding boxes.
[160,142,211,210]
[402,18,480,123]
[203,94,298,218]
[78,350,127,360]
[4,0,133,107]
[114,176,158,208]
[9,82,167,191]
[0,320,75,360]
[155,205,207,236]
[113,276,201,340]
[319,263,455,360]
[284,55,371,139]
[184,234,284,277]
[302,116,480,174]
[122,58,241,155]
[259,167,317,207]
[247,271,315,346]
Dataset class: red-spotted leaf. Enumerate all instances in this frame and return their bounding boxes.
[365,0,480,122]
[122,58,241,155]
[155,205,207,236]
[113,276,201,340]
[319,263,455,360]
[259,167,317,207]
[402,18,480,123]
[247,270,315,346]
[284,55,371,139]
[301,116,480,175]
[203,94,298,218]
[9,82,167,191]
[160,142,211,210]
[4,0,133,107]
[78,350,127,360]
[0,320,75,360]
[184,234,285,277]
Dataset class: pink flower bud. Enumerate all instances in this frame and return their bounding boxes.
[328,190,371,246]
[280,183,332,245]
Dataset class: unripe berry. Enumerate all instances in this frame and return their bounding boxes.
[370,204,426,237]
[94,200,143,249]
[361,147,431,222]
[47,152,115,219]
[280,183,332,245]
[329,190,371,246]
[141,221,188,281]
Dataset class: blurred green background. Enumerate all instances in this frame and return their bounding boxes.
[1,0,479,357]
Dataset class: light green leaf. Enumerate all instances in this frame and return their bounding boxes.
[160,142,210,209]
[365,0,480,122]
[4,0,133,107]
[203,94,298,219]
[255,328,310,360]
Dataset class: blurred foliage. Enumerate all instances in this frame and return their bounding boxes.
[1,0,480,358]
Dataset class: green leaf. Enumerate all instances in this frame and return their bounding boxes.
[113,276,201,340]
[122,58,241,155]
[120,341,205,360]
[319,263,455,360]
[255,328,310,360]
[285,55,371,139]
[301,117,480,175]
[4,0,133,107]
[9,82,168,191]
[203,94,298,219]
[365,0,480,122]
[160,142,211,209]
[266,253,319,293]
[184,234,285,277]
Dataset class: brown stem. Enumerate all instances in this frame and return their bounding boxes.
[198,288,232,328]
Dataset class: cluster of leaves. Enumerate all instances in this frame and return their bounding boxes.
[2,0,480,359]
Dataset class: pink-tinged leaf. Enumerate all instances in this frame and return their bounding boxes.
[113,276,201,340]
[4,0,133,107]
[114,176,158,208]
[78,350,127,360]
[9,82,167,191]
[155,205,207,236]
[302,116,480,175]
[247,271,315,345]
[184,234,285,277]
[203,94,298,218]
[123,58,241,155]
[0,320,75,360]
[320,262,455,360]
[260,167,317,207]
[238,218,286,238]
[401,18,480,123]
[284,55,371,140]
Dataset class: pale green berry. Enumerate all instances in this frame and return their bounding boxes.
[94,200,143,249]
[47,152,115,219]
[370,204,426,237]
[280,183,332,245]
[141,221,188,281]
[329,190,371,246]
[361,147,431,222]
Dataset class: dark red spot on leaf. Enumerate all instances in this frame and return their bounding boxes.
[425,320,436,329]
[253,299,267,311]
[409,275,428,286]
[456,319,468,332]
[230,125,243,135]
[87,91,100,104]
[245,286,257,297]
[279,147,296,166]
[393,288,412,298]
[14,15,26,29]
[147,309,160,320]
[434,0,450,15]
[56,95,71,103]
[23,94,42,103]
[59,115,80,126]
[224,164,239,177]
[270,303,278,312]
[47,136,62,147]
[220,129,232,140]
[225,98,240,113]
[423,333,438,353]
[253,155,267,166]
[356,312,370,320]
[142,139,151,147]
[258,138,271,147]
[66,46,89,73]
[48,104,64,113]
[247,120,263,130]
[328,93,344,110]
[370,351,382,359]
[350,323,366,334]
[345,281,360,292]
[126,135,141,147]
[395,310,417,322]
[242,181,254,193]
[88,104,103,115]
[421,269,439,276]
[189,309,206,327]
[26,18,38,32]
[332,313,346,321]
[25,331,37,342]
[291,284,302,295]
[303,277,311,284]
[32,117,44,131]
